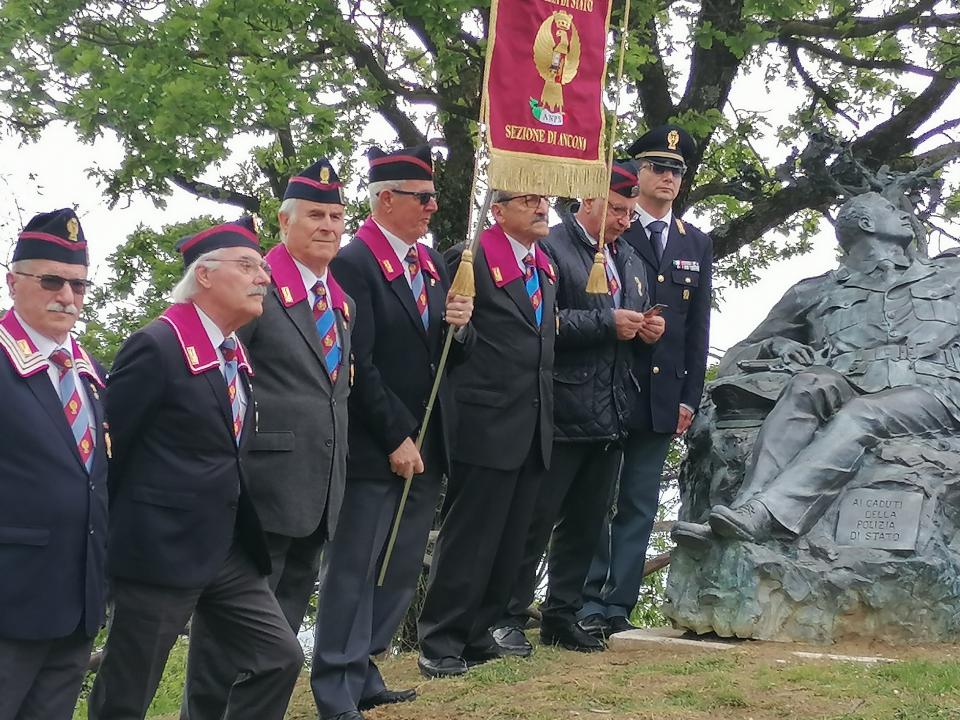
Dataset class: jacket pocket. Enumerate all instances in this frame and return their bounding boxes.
[553,368,591,384]
[249,430,295,452]
[0,526,50,546]
[910,284,958,323]
[129,485,197,510]
[457,386,511,408]
[671,270,700,287]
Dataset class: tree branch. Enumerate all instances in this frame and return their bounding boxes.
[786,40,859,126]
[169,174,261,212]
[789,37,939,77]
[770,0,939,40]
[632,14,674,124]
[913,118,960,146]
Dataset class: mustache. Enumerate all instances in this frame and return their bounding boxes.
[247,286,268,297]
[47,302,78,316]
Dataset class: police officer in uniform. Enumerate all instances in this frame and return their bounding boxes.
[493,162,665,655]
[0,210,108,720]
[90,219,303,720]
[182,160,353,720]
[417,189,557,677]
[579,126,713,638]
[310,146,473,720]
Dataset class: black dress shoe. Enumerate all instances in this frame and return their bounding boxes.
[606,616,639,636]
[709,499,774,542]
[463,641,502,667]
[358,688,417,711]
[671,521,714,552]
[418,654,468,678]
[576,613,609,640]
[491,625,533,657]
[540,619,606,652]
[324,712,364,720]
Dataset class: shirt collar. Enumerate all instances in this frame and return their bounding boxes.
[14,310,66,360]
[292,256,327,294]
[504,232,536,267]
[374,220,418,267]
[634,206,673,232]
[193,303,228,353]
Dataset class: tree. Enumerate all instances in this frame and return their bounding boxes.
[1,0,958,288]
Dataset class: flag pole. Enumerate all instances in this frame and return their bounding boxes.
[586,0,634,294]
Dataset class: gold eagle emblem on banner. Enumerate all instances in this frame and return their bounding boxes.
[533,11,581,113]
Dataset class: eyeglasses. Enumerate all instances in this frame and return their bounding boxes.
[390,189,438,205]
[498,194,550,209]
[607,203,635,220]
[212,258,272,276]
[642,162,686,178]
[14,271,94,295]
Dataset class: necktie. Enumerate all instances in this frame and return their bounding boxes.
[312,280,342,382]
[604,249,621,308]
[523,253,543,327]
[220,338,243,443]
[405,246,429,330]
[647,220,667,264]
[49,348,95,471]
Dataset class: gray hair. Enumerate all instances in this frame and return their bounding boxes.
[170,250,223,303]
[368,180,406,212]
[277,197,300,242]
[9,260,32,274]
[491,189,516,204]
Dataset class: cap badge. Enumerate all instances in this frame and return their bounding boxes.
[66,218,80,242]
[320,166,331,184]
[667,130,680,151]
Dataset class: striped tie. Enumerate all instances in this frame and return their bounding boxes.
[405,246,429,330]
[605,252,621,308]
[220,338,243,443]
[49,349,95,471]
[312,280,342,381]
[523,253,543,327]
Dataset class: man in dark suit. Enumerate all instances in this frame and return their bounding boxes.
[417,189,557,677]
[310,145,473,720]
[493,162,665,656]
[89,219,303,720]
[579,125,713,638]
[182,159,353,720]
[0,209,108,720]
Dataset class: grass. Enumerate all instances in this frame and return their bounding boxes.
[74,635,960,720]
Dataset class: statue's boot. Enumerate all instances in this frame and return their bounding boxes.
[709,499,775,542]
[670,522,713,553]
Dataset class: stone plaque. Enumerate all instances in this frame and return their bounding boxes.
[835,489,923,550]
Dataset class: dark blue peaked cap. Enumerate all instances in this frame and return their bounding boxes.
[175,216,262,267]
[626,125,696,168]
[283,158,345,205]
[14,208,89,265]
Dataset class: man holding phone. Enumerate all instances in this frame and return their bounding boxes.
[579,126,713,639]
[491,161,664,656]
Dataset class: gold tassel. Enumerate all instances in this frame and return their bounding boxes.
[449,248,476,298]
[488,153,608,199]
[586,251,608,294]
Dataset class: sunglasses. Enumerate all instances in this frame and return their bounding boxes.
[391,189,438,205]
[15,271,94,295]
[499,194,551,209]
[643,162,686,178]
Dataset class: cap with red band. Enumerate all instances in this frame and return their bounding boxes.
[14,208,89,266]
[284,158,345,205]
[367,145,434,183]
[175,216,261,267]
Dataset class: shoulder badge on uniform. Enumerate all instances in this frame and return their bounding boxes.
[492,266,502,283]
[186,346,199,366]
[382,259,394,274]
[634,276,642,295]
[676,218,686,235]
[16,339,31,358]
[281,286,293,304]
[683,288,690,300]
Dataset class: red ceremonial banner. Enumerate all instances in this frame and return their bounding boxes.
[482,0,613,197]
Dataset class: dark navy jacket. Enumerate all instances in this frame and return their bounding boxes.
[106,303,270,589]
[623,216,712,434]
[0,312,108,641]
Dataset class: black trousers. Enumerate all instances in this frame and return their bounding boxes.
[418,445,546,659]
[181,525,325,720]
[88,543,303,720]
[310,465,443,718]
[0,629,93,720]
[499,441,622,628]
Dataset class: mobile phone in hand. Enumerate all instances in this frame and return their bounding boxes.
[644,303,668,316]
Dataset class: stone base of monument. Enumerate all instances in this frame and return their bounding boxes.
[607,627,738,651]
[665,438,960,644]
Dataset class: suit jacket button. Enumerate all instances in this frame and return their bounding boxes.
[653,366,660,374]
[532,399,540,408]
[657,274,665,283]
[430,363,437,374]
[325,439,333,448]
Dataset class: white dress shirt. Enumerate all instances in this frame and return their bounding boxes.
[505,233,537,272]
[375,220,420,289]
[294,256,339,345]
[634,207,673,256]
[16,311,93,418]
